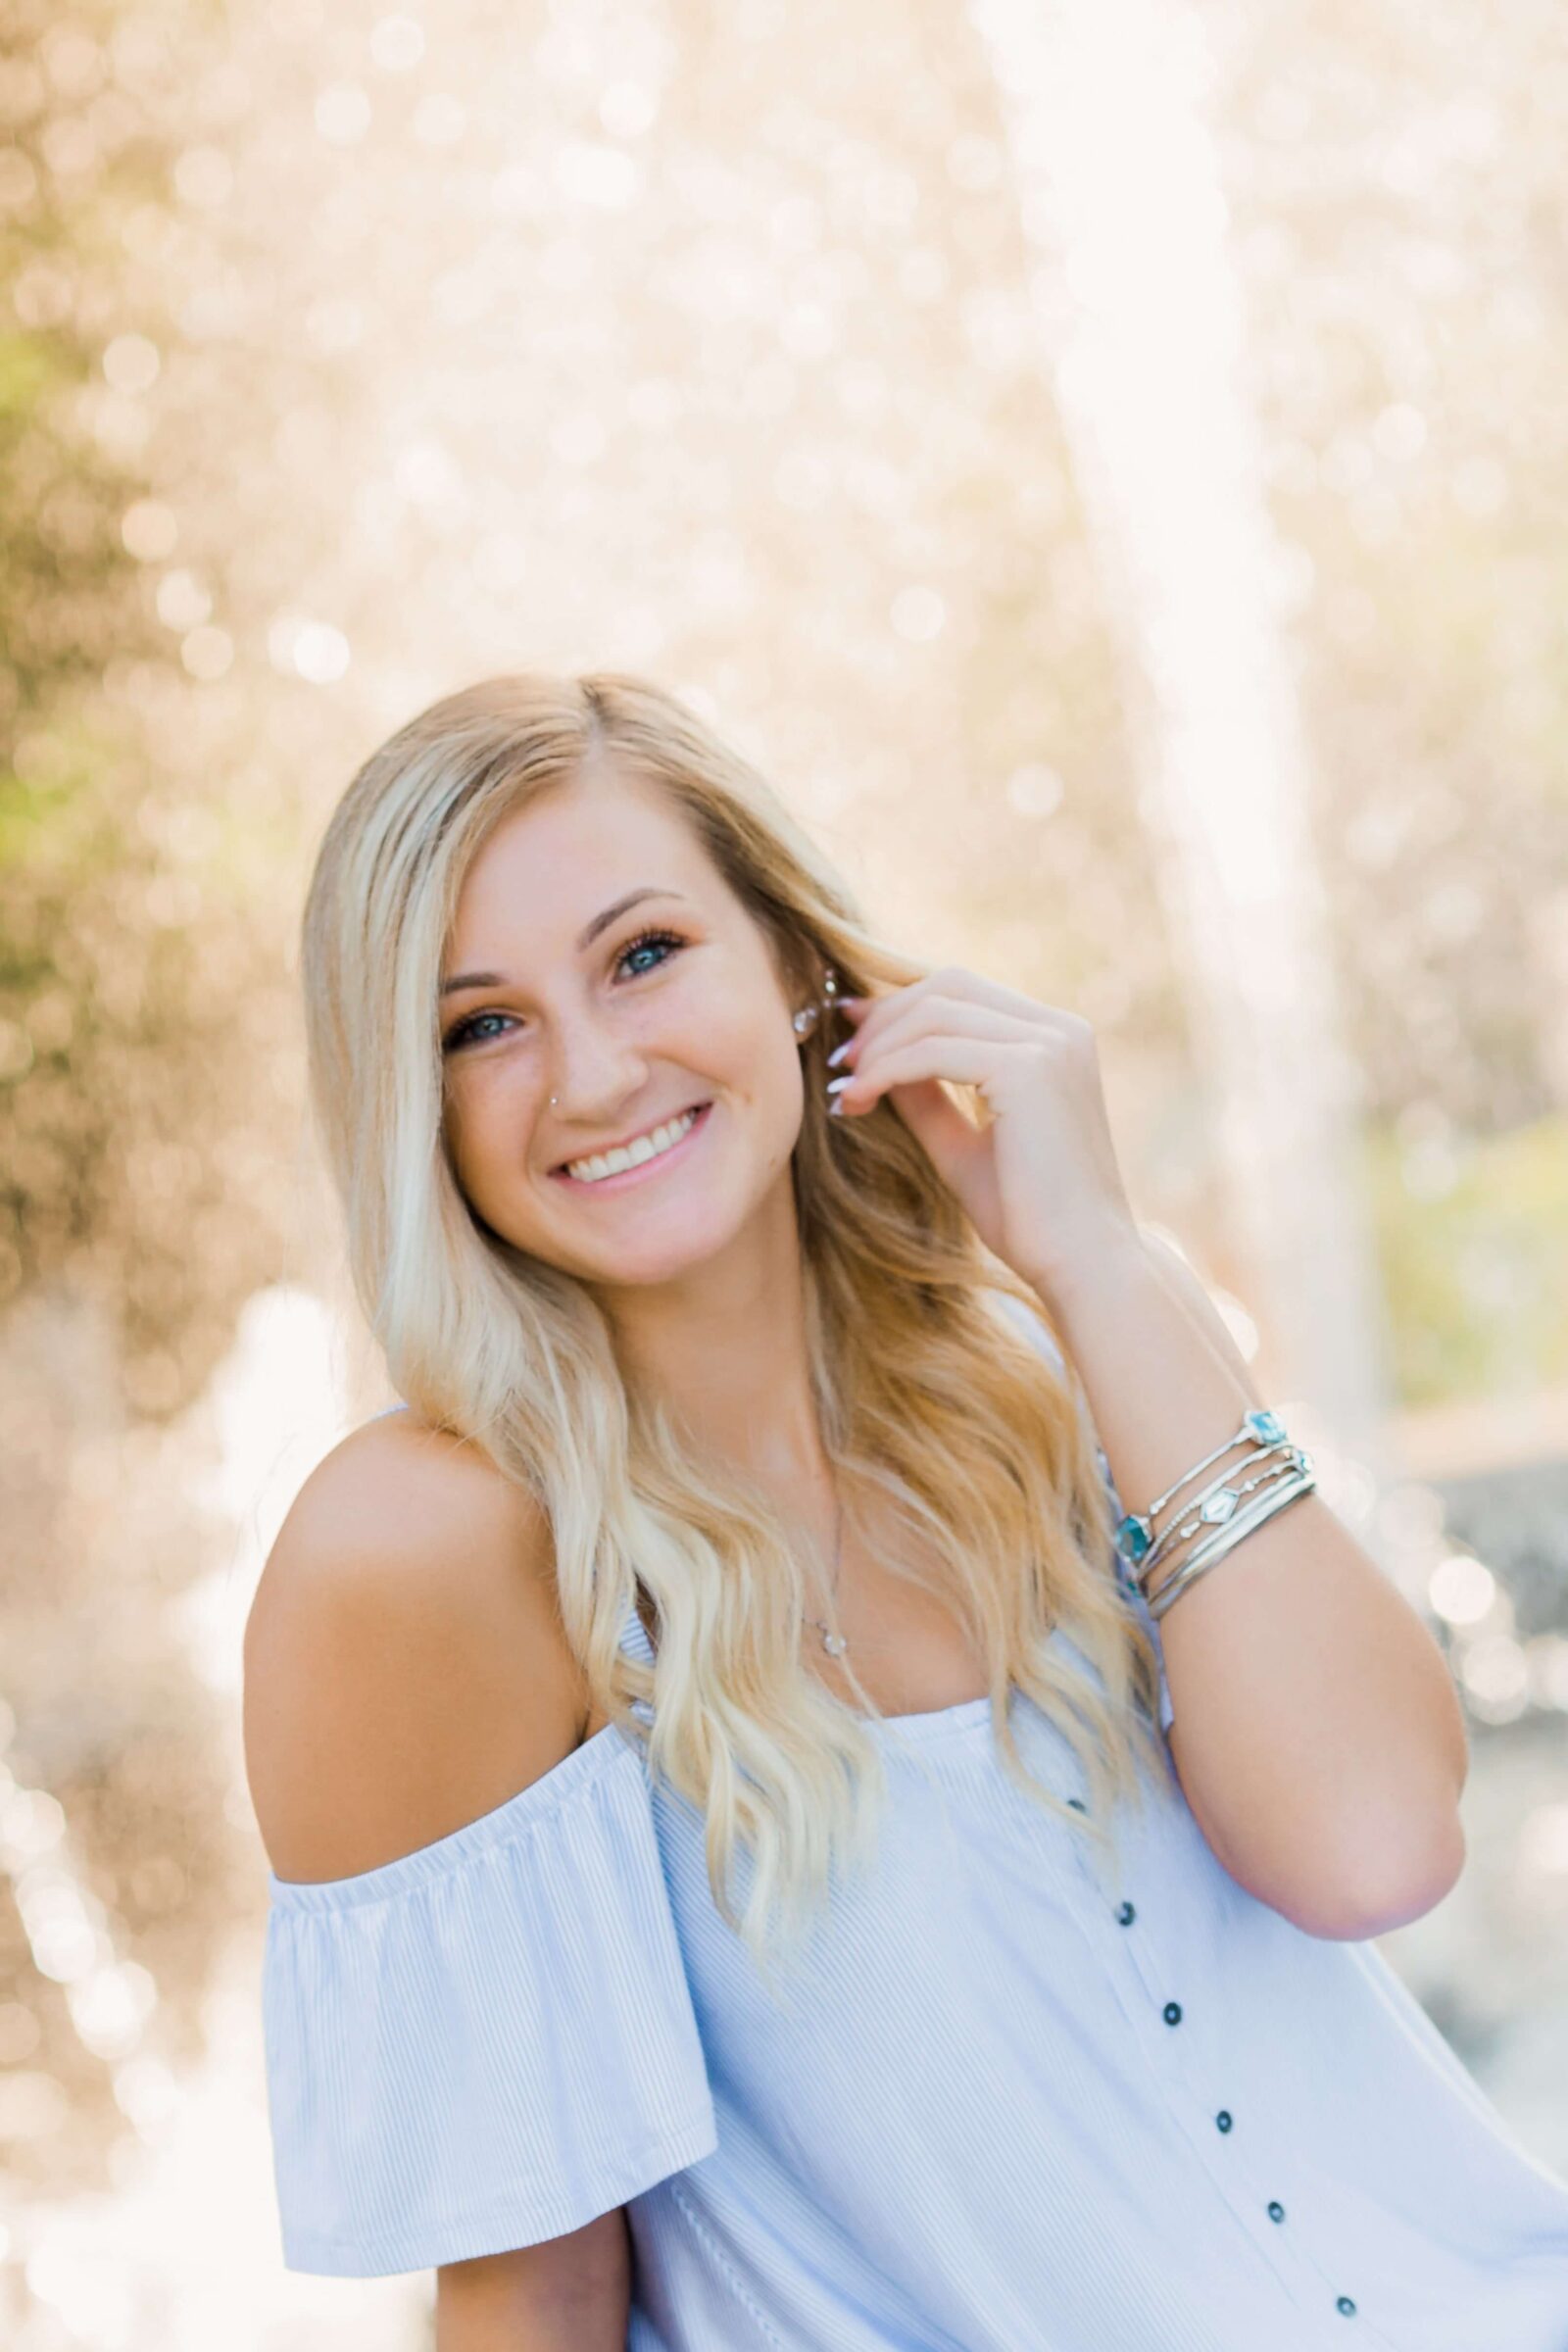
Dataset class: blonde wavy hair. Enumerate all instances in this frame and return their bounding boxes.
[301,670,1169,1996]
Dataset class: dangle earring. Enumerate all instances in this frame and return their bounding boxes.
[792,966,842,1041]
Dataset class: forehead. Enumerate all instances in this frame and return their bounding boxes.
[451,766,712,943]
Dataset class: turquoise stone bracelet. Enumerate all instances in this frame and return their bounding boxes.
[1113,1406,1290,1575]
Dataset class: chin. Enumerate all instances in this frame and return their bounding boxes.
[498,1202,750,1287]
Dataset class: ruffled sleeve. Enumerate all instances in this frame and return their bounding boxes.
[261,1722,717,2276]
[988,1289,1176,1735]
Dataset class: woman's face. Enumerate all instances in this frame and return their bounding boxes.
[439,761,813,1294]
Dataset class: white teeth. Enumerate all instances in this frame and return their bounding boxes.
[564,1105,702,1184]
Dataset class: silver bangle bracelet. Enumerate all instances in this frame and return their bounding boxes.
[1137,1442,1299,1581]
[1144,1462,1317,1623]
[1114,1406,1291,1579]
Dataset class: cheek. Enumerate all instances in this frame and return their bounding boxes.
[442,1070,533,1204]
[742,1016,809,1138]
[708,999,804,1108]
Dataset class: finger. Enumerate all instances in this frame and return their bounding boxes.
[869,1072,988,1164]
[833,997,1041,1075]
[843,968,1077,1038]
[827,1031,1019,1111]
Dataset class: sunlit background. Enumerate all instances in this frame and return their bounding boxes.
[3,0,1567,2340]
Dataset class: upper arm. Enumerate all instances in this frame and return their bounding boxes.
[248,1420,639,2315]
[435,2211,630,2352]
[242,1413,588,1885]
[251,1425,708,2310]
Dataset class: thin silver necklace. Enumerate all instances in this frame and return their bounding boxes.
[806,1485,849,1657]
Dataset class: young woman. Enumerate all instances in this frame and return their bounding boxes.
[245,671,1568,2351]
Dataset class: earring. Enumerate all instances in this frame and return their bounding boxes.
[792,967,841,1040]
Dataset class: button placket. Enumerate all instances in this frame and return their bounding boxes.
[1066,1800,1373,2338]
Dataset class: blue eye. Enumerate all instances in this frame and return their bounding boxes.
[443,1008,515,1053]
[442,929,687,1054]
[615,926,686,979]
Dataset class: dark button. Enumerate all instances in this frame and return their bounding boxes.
[1066,1796,1087,1812]
[1267,2201,1285,2223]
[1215,2110,1233,2132]
[1116,1900,1136,1925]
[1336,2297,1357,2317]
[1162,2001,1182,2025]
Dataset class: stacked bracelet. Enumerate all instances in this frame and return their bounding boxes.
[1112,1407,1318,1624]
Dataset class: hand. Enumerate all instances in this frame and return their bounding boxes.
[825,966,1140,1310]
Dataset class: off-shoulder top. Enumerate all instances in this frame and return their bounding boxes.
[260,1300,1568,2348]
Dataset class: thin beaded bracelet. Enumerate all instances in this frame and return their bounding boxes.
[1113,1407,1295,1582]
[1143,1457,1317,1621]
[1136,1441,1300,1585]
[1109,1401,1316,1627]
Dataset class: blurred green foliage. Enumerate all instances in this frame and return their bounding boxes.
[0,0,278,2218]
[0,0,297,1417]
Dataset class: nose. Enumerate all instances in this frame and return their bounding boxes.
[544,1016,651,1128]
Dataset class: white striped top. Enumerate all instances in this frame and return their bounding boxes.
[261,1306,1568,2347]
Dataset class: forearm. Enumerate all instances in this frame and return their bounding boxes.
[1040,1225,1469,1939]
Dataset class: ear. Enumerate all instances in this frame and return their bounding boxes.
[776,936,830,1029]
[1135,1228,1267,1410]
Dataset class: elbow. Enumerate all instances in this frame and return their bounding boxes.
[1279,1811,1467,1942]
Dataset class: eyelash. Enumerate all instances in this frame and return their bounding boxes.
[442,928,689,1054]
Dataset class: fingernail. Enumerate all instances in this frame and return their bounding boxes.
[826,1074,853,1095]
[827,1096,844,1116]
[826,1040,853,1067]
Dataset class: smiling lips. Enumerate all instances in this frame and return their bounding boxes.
[556,1101,711,1186]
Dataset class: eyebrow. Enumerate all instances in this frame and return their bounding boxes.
[439,887,691,997]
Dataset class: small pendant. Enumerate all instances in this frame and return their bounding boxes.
[820,1628,849,1656]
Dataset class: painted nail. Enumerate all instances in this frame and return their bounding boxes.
[826,1039,853,1067]
[827,1096,844,1116]
[825,1073,854,1094]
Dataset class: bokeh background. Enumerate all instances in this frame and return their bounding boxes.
[3,0,1567,2341]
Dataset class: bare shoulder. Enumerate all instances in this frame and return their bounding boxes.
[243,1411,588,1886]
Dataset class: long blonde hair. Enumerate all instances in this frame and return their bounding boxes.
[301,671,1169,1993]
